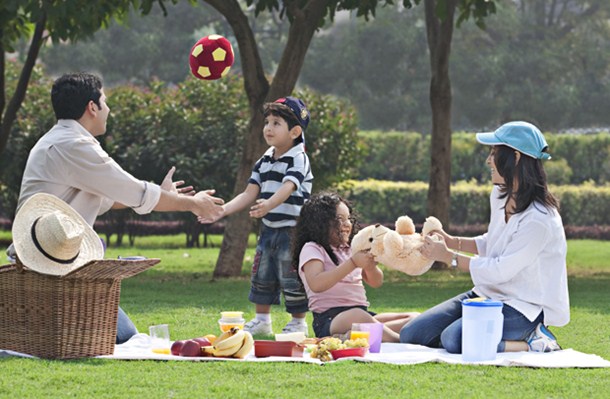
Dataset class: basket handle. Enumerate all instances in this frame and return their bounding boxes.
[15,260,26,273]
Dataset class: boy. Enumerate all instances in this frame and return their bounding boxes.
[200,96,313,335]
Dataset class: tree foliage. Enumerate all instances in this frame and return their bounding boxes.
[302,0,610,131]
[0,0,178,155]
[41,1,222,85]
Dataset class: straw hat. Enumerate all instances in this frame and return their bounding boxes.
[12,193,104,276]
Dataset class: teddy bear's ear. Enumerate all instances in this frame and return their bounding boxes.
[395,216,415,235]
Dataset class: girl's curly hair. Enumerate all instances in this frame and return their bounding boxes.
[292,191,360,273]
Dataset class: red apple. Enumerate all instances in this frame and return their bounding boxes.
[171,340,186,356]
[193,337,212,347]
[179,340,202,357]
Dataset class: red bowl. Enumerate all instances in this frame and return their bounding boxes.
[330,347,368,360]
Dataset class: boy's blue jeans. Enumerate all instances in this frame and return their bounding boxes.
[399,290,543,353]
[249,224,308,314]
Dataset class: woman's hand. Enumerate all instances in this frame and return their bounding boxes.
[427,227,452,241]
[421,233,452,264]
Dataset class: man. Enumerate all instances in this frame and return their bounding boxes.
[7,72,224,343]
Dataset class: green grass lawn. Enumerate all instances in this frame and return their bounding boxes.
[1,236,609,398]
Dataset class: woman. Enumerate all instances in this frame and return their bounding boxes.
[400,121,569,353]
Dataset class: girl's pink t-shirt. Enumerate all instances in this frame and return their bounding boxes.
[298,242,369,314]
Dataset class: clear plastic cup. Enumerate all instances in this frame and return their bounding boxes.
[218,311,245,332]
[149,324,170,354]
[350,323,371,342]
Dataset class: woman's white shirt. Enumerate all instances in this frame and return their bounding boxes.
[471,186,570,327]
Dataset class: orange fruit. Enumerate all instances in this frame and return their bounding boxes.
[204,334,217,344]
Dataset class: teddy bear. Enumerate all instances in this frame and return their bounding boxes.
[351,215,443,276]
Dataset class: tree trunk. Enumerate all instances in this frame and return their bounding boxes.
[213,105,268,277]
[424,0,457,227]
[206,0,329,278]
[0,15,46,156]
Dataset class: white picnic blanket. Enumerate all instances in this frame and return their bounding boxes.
[3,333,609,368]
[104,334,610,368]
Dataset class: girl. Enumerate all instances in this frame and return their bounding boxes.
[293,192,418,341]
[401,121,569,353]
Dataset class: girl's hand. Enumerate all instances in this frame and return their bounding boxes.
[421,233,451,263]
[351,250,377,270]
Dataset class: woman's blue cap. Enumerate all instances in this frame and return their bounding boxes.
[476,121,551,160]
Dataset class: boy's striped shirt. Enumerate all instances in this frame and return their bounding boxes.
[249,143,313,228]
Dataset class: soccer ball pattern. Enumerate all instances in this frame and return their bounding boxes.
[189,35,235,80]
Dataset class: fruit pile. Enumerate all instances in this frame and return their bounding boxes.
[310,337,369,362]
[171,327,254,359]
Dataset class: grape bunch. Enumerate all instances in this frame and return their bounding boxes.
[344,338,368,348]
[310,337,343,362]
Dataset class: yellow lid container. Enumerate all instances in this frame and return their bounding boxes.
[219,311,245,332]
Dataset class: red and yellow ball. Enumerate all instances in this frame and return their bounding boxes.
[189,35,234,80]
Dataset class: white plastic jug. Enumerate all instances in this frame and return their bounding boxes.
[461,298,504,361]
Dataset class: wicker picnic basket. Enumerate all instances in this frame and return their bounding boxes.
[0,258,159,359]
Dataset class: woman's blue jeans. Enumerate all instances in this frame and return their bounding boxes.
[399,290,543,353]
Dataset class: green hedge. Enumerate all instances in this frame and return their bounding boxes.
[357,131,610,185]
[335,179,610,227]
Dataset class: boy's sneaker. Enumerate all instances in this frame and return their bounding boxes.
[527,323,562,352]
[281,320,308,335]
[244,318,273,335]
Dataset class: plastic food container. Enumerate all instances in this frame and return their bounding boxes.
[330,347,368,360]
[274,332,306,343]
[218,311,245,332]
[254,340,305,358]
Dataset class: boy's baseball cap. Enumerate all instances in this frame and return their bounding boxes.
[476,121,551,160]
[274,96,310,131]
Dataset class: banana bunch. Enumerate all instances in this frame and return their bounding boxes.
[212,327,254,358]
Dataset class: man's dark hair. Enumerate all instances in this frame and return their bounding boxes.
[51,73,103,120]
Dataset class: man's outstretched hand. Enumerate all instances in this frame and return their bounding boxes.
[192,189,224,221]
[161,166,195,196]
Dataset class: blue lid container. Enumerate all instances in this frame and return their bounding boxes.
[462,298,503,307]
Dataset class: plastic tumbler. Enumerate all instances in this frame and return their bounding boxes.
[358,322,383,353]
[350,323,371,342]
[149,324,171,354]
